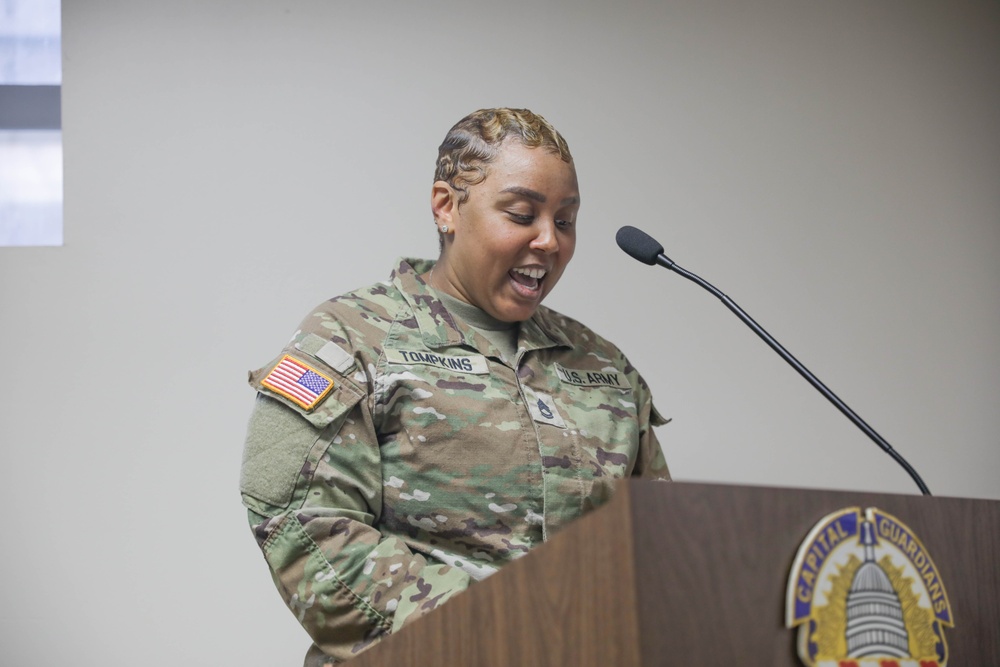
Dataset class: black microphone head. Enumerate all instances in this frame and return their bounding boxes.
[616,225,664,265]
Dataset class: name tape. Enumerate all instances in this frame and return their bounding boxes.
[385,349,489,375]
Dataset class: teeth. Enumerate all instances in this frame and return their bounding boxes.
[512,267,547,280]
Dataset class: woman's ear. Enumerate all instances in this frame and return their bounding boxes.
[431,180,457,229]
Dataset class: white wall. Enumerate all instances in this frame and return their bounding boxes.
[1,1,997,664]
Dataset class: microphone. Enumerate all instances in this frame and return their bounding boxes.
[615,225,664,265]
[616,225,932,496]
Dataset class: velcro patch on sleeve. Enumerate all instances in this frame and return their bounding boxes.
[315,340,355,373]
[260,355,335,410]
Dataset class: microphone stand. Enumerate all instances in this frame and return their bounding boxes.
[655,252,932,496]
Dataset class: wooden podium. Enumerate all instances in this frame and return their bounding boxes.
[349,481,1000,666]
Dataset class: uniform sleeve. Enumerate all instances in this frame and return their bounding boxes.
[631,371,672,481]
[240,343,471,663]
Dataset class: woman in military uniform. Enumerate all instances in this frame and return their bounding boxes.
[240,108,670,665]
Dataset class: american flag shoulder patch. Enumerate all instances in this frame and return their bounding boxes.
[261,355,335,410]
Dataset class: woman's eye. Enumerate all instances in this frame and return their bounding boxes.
[556,219,575,229]
[509,213,534,224]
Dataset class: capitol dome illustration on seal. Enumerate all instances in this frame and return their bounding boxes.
[786,507,953,667]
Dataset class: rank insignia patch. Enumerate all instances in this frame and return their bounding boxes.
[786,507,953,667]
[261,355,334,410]
[523,387,566,428]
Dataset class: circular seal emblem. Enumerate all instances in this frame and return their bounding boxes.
[785,507,953,667]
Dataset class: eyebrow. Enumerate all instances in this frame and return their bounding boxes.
[500,186,580,206]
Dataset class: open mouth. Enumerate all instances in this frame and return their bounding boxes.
[509,266,547,298]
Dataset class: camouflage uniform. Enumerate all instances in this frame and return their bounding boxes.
[240,258,670,665]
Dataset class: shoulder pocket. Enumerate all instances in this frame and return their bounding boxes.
[242,351,364,509]
[248,349,362,428]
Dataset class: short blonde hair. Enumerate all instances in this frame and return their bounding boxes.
[434,108,573,205]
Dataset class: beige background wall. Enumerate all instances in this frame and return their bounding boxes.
[1,1,997,664]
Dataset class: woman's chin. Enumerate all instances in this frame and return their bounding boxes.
[490,292,545,322]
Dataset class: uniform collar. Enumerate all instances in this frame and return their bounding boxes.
[391,257,572,353]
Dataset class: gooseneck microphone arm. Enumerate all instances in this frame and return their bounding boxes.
[616,225,931,496]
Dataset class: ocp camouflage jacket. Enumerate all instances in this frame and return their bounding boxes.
[240,258,670,665]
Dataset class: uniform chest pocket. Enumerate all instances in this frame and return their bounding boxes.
[550,364,640,475]
[377,350,523,446]
[376,351,541,522]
